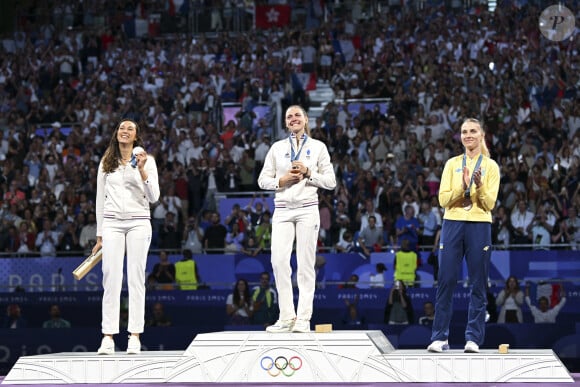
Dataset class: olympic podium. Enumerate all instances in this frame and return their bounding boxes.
[2,330,574,384]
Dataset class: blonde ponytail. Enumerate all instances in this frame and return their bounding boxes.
[481,137,490,157]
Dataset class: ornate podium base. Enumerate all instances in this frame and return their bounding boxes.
[2,330,574,384]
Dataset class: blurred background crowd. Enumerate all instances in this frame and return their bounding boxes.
[0,0,578,257]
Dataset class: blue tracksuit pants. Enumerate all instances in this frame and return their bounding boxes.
[430,220,491,345]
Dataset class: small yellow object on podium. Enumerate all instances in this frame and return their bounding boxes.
[315,324,333,333]
[498,344,509,354]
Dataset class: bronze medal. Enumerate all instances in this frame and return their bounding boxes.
[463,198,473,211]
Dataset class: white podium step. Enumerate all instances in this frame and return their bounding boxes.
[2,330,574,384]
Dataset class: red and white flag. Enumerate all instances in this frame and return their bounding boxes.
[255,5,291,29]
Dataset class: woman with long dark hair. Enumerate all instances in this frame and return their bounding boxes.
[226,279,253,325]
[94,119,160,355]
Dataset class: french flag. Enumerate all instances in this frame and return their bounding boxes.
[292,72,317,92]
[167,0,188,16]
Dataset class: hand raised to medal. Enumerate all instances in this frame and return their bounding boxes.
[282,166,304,187]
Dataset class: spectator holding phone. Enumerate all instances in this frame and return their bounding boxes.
[384,280,414,325]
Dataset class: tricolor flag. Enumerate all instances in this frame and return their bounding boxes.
[255,5,291,29]
[166,0,189,16]
[292,72,317,92]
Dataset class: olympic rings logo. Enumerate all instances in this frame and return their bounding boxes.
[260,355,303,377]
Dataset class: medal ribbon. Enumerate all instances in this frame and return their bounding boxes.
[462,153,483,199]
[289,134,307,161]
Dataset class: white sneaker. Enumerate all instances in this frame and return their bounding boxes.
[127,335,141,354]
[427,340,449,353]
[464,341,480,353]
[266,319,295,333]
[97,336,115,355]
[292,319,310,333]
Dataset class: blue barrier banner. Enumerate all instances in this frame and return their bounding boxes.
[1,288,579,313]
[1,251,579,292]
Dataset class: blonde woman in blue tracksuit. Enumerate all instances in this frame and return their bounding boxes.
[427,118,500,354]
[94,119,160,355]
[258,105,336,333]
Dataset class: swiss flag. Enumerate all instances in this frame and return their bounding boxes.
[255,5,291,29]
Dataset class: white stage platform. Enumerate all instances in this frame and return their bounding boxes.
[2,330,574,384]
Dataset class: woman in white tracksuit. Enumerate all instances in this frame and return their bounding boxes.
[258,105,336,333]
[93,119,160,354]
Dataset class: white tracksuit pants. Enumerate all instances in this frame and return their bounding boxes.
[101,218,151,334]
[271,205,319,321]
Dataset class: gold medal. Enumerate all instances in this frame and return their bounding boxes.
[463,198,473,211]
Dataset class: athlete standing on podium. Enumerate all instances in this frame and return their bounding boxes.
[427,118,500,353]
[94,119,160,355]
[258,105,336,333]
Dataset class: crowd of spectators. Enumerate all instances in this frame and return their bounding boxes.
[0,0,578,258]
